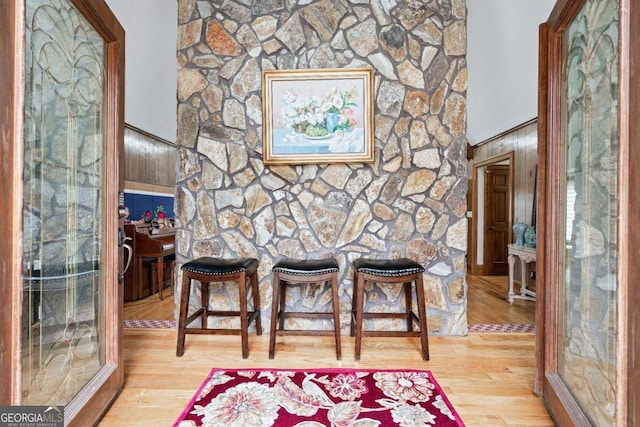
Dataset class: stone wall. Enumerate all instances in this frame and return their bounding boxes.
[175,0,469,336]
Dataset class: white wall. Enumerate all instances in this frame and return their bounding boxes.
[105,0,177,142]
[103,0,555,146]
[466,0,555,144]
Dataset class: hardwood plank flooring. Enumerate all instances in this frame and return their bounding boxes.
[98,330,553,426]
[124,290,175,320]
[466,275,536,324]
[114,275,544,425]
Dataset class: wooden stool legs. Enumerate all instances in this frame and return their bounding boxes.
[176,257,261,359]
[351,258,429,361]
[269,258,342,360]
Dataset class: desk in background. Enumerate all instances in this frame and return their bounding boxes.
[124,224,175,301]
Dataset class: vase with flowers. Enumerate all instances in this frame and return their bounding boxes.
[142,204,167,223]
[325,112,339,133]
[320,85,359,134]
[280,86,360,137]
[155,204,166,219]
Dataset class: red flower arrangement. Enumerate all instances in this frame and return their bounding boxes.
[142,204,167,223]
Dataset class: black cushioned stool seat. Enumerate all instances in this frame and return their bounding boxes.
[269,258,342,360]
[350,258,429,361]
[177,257,261,359]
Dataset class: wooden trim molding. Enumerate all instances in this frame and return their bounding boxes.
[466,142,474,160]
[472,118,538,149]
[124,181,175,195]
[0,0,25,405]
[534,21,549,397]
[618,0,640,423]
[126,123,176,147]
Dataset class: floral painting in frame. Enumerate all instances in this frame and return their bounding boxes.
[262,68,375,165]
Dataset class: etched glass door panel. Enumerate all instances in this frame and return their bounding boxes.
[557,0,618,424]
[21,0,122,416]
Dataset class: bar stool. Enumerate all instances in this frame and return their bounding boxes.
[269,258,342,360]
[350,257,429,361]
[176,257,261,359]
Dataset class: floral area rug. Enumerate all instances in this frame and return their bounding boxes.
[174,368,465,427]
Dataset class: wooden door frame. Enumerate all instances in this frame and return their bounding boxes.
[469,151,514,276]
[0,0,25,404]
[540,0,640,424]
[534,20,549,397]
[621,1,640,421]
[0,0,125,425]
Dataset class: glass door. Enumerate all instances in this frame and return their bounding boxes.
[556,1,619,424]
[539,0,640,424]
[1,0,125,425]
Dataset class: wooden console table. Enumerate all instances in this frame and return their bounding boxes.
[507,244,537,304]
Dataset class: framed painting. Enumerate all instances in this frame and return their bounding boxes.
[262,68,375,165]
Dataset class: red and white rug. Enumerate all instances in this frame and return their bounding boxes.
[174,368,465,427]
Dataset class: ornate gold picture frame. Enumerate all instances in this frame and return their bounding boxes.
[262,68,375,165]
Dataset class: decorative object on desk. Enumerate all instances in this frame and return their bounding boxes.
[155,203,166,219]
[262,68,374,165]
[142,203,170,228]
[151,218,175,234]
[174,368,465,427]
[512,222,528,246]
[151,217,175,232]
[524,226,536,247]
[144,204,168,224]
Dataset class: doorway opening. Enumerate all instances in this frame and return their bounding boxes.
[469,152,514,276]
[466,151,534,326]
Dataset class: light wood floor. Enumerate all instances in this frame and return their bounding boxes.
[124,290,175,320]
[98,330,552,426]
[109,276,545,426]
[466,275,536,324]
[124,274,536,325]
